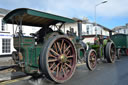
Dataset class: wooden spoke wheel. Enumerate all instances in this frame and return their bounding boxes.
[86,49,97,71]
[40,35,77,83]
[105,42,116,63]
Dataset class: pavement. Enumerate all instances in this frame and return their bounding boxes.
[0,56,12,80]
[0,56,128,85]
[0,57,13,66]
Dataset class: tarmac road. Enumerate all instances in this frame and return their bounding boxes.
[1,56,128,85]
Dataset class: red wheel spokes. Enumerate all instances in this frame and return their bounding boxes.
[67,55,73,58]
[49,62,55,69]
[65,63,72,69]
[57,42,62,54]
[51,63,60,73]
[62,66,67,77]
[61,40,64,50]
[66,50,70,55]
[63,43,66,53]
[64,46,71,54]
[48,38,76,80]
[49,53,57,58]
[50,48,59,56]
[53,43,58,53]
[56,64,59,77]
[48,59,58,62]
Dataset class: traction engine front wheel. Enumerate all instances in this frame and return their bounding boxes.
[86,49,97,71]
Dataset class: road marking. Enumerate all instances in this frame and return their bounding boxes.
[0,76,31,85]
[77,63,86,66]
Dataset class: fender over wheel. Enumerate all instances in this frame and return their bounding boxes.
[105,42,116,63]
[39,35,77,83]
[86,49,97,71]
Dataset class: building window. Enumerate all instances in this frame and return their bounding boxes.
[1,22,5,31]
[82,32,86,35]
[118,30,119,33]
[2,39,11,53]
[86,25,89,34]
[101,30,102,35]
[124,29,126,34]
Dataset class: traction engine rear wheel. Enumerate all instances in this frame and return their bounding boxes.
[86,49,97,71]
[105,42,116,63]
[40,35,77,83]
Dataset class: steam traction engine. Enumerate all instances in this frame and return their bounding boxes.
[1,8,116,83]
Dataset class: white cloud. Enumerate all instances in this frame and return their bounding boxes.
[1,0,128,18]
[40,0,128,18]
[97,0,128,17]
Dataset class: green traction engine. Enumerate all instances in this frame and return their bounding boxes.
[1,8,116,83]
[86,35,116,71]
[2,8,80,83]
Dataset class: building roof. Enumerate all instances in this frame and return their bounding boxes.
[112,23,128,31]
[72,17,81,21]
[113,26,126,31]
[72,17,89,23]
[82,34,108,38]
[97,24,113,32]
[72,17,113,32]
[90,22,113,32]
[0,8,10,15]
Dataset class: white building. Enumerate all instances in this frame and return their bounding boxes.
[83,23,112,43]
[113,24,128,34]
[61,19,112,43]
[0,8,14,56]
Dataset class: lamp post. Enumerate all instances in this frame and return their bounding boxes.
[95,1,107,36]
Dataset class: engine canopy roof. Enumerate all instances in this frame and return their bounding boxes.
[2,8,75,27]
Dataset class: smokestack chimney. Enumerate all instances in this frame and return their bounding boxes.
[77,20,82,40]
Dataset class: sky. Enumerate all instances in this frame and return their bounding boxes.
[0,0,128,29]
